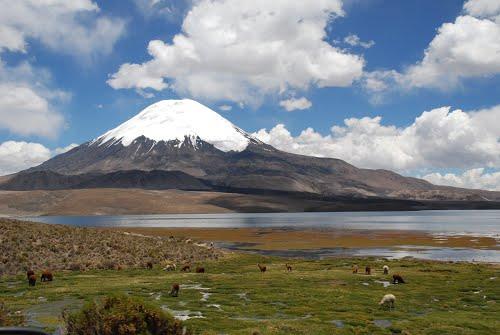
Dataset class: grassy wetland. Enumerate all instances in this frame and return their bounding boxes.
[0,219,499,334]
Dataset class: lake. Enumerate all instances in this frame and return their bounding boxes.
[24,210,500,262]
[26,210,500,236]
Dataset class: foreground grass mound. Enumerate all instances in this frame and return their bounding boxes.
[0,218,220,275]
[63,295,189,335]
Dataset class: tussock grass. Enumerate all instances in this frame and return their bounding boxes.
[0,218,220,275]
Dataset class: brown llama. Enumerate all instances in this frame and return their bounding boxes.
[181,265,191,272]
[392,274,405,284]
[41,270,53,282]
[257,264,267,273]
[146,261,153,269]
[352,265,359,274]
[28,274,36,287]
[195,266,205,273]
[365,266,371,275]
[169,283,180,297]
[26,270,35,279]
[286,263,292,272]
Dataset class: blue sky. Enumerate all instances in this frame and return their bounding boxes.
[0,0,499,190]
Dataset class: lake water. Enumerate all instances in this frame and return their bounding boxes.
[24,210,500,262]
[26,210,500,237]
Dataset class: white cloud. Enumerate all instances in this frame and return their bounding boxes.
[108,0,364,104]
[0,141,51,176]
[219,105,232,111]
[279,97,312,111]
[344,34,375,48]
[422,168,500,191]
[0,61,67,138]
[364,0,500,93]
[463,0,500,17]
[253,105,500,172]
[0,141,79,176]
[0,0,125,60]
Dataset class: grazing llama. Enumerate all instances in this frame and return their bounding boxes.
[26,270,35,279]
[41,270,53,282]
[28,275,36,287]
[181,265,191,272]
[169,283,180,297]
[392,274,405,284]
[196,266,205,273]
[146,261,153,270]
[352,265,359,274]
[383,265,389,275]
[286,264,292,272]
[257,264,267,273]
[164,264,176,271]
[365,266,371,275]
[379,294,396,310]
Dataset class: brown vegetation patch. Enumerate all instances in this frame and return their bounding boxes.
[0,218,221,275]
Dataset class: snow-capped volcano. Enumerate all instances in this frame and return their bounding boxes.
[95,99,253,152]
[22,98,500,203]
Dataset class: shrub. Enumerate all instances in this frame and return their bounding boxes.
[63,295,189,335]
[0,301,24,327]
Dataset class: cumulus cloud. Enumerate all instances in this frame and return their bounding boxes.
[463,0,500,17]
[422,168,500,191]
[279,97,312,111]
[344,34,375,48]
[0,141,51,176]
[363,0,500,94]
[253,105,500,172]
[0,61,67,138]
[0,1,126,138]
[0,141,79,176]
[0,0,125,60]
[108,0,364,104]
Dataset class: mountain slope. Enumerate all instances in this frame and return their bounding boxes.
[16,99,500,201]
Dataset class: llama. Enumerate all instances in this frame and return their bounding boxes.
[41,270,53,282]
[28,274,36,287]
[146,261,153,270]
[26,270,35,280]
[181,265,191,272]
[352,265,359,274]
[383,265,389,275]
[257,264,267,273]
[286,263,292,272]
[392,274,405,284]
[365,266,371,275]
[169,283,180,297]
[196,266,205,273]
[379,294,396,310]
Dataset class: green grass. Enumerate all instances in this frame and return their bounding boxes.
[1,254,499,334]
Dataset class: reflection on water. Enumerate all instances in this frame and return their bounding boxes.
[26,210,500,237]
[218,242,500,263]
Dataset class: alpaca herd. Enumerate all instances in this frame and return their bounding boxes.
[24,245,404,313]
[26,269,53,286]
[351,263,406,309]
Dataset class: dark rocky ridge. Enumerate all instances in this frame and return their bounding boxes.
[15,135,500,202]
[1,169,210,191]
